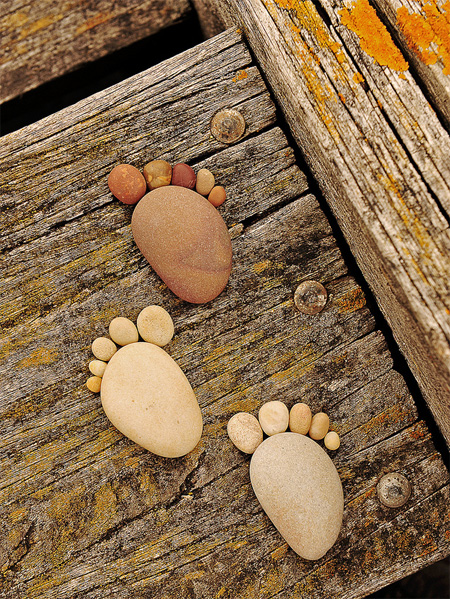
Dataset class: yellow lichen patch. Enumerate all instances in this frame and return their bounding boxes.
[18,14,63,39]
[17,347,59,368]
[91,483,118,533]
[232,69,248,82]
[353,71,365,83]
[9,506,29,524]
[252,260,271,274]
[336,286,366,313]
[340,0,409,72]
[360,404,409,437]
[216,587,227,598]
[2,11,29,30]
[397,2,450,74]
[76,12,111,35]
[271,543,289,560]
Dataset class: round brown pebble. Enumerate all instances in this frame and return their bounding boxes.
[208,185,226,207]
[289,402,312,435]
[324,431,340,450]
[89,360,107,377]
[227,412,263,454]
[309,412,330,440]
[259,401,289,436]
[92,337,117,362]
[136,305,174,346]
[109,317,139,346]
[108,164,147,205]
[143,160,172,190]
[196,169,215,196]
[172,163,196,189]
[86,376,102,393]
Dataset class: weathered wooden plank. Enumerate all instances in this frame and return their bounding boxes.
[369,0,450,131]
[0,0,192,103]
[1,29,448,599]
[193,3,450,448]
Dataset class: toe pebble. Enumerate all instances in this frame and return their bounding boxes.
[208,185,226,207]
[87,376,102,393]
[309,412,329,440]
[92,337,117,361]
[89,360,107,377]
[137,305,174,346]
[172,163,196,189]
[108,164,147,205]
[109,317,139,346]
[143,160,172,190]
[324,431,340,450]
[227,412,263,454]
[289,402,312,435]
[258,401,289,436]
[196,169,215,196]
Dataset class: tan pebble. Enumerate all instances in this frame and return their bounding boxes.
[324,431,340,450]
[208,185,226,207]
[258,401,289,436]
[196,168,215,196]
[309,412,329,440]
[108,164,147,205]
[143,160,172,190]
[227,412,263,454]
[86,376,102,393]
[92,337,117,361]
[89,360,107,377]
[109,317,139,346]
[289,402,312,435]
[137,305,174,346]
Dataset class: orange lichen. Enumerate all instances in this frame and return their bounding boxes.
[397,2,450,74]
[340,0,409,72]
[353,71,365,83]
[232,69,248,82]
[76,13,111,35]
[18,347,59,368]
[336,286,366,313]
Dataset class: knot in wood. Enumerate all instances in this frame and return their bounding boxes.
[294,280,327,315]
[377,472,411,508]
[210,109,246,143]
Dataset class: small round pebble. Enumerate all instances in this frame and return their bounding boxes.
[208,185,226,207]
[143,160,172,190]
[196,168,215,196]
[89,359,107,377]
[86,376,102,393]
[108,164,147,205]
[136,305,174,346]
[309,412,330,440]
[289,402,312,435]
[109,317,139,346]
[258,401,289,436]
[92,337,117,361]
[324,431,340,450]
[172,163,196,189]
[227,412,263,454]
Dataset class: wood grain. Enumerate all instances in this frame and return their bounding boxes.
[0,0,191,102]
[1,29,449,599]
[193,0,450,448]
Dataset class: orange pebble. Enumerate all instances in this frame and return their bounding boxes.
[208,185,226,207]
[108,164,147,205]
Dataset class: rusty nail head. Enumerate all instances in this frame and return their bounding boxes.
[377,472,411,508]
[294,280,328,315]
[210,109,246,144]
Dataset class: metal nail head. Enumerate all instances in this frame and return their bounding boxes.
[294,280,328,315]
[210,109,246,144]
[377,472,412,508]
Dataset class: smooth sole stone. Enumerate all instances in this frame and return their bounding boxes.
[131,186,232,304]
[250,433,344,560]
[101,342,203,458]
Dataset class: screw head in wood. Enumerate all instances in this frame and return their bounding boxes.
[294,280,328,314]
[210,109,246,144]
[377,472,411,508]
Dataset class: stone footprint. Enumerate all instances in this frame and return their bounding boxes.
[87,306,203,458]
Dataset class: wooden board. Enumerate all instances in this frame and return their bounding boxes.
[0,0,191,103]
[192,0,450,449]
[1,29,449,599]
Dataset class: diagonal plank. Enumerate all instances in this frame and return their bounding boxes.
[0,29,448,599]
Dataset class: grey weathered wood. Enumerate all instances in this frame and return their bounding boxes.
[193,1,450,448]
[0,0,192,103]
[1,29,449,599]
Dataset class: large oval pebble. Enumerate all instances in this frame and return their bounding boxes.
[250,432,344,560]
[131,186,232,303]
[101,342,203,458]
